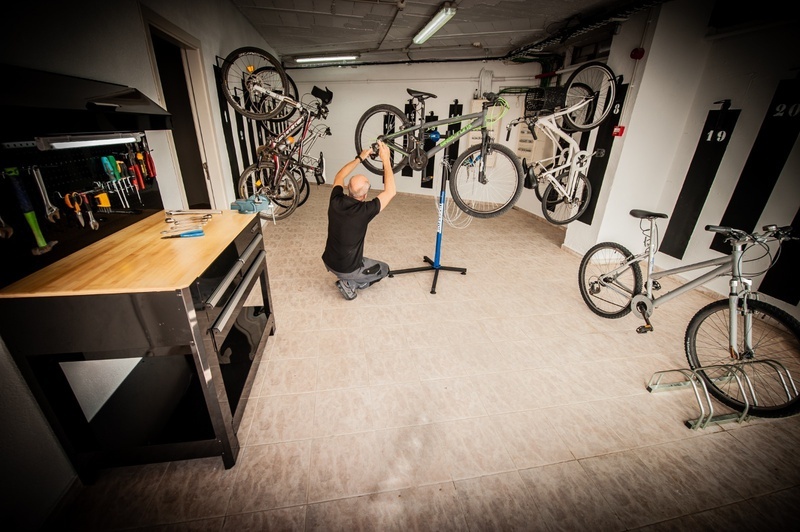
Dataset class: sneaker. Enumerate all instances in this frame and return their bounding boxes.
[336,280,357,300]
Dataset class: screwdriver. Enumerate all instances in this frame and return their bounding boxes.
[161,229,204,239]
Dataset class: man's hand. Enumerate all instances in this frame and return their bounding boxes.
[377,141,391,163]
[358,147,373,162]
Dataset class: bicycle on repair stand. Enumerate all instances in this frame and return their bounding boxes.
[355,89,523,218]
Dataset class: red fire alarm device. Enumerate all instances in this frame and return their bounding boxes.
[612,125,625,137]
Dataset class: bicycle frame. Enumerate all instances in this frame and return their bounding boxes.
[512,98,594,200]
[380,98,507,161]
[605,217,761,356]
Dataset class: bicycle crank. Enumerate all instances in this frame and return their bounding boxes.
[631,294,654,333]
[408,147,428,171]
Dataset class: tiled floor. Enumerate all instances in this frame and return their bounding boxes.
[49,185,800,530]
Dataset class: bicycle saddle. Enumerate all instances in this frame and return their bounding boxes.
[407,88,437,100]
[630,209,668,220]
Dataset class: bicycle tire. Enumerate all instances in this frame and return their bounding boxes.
[354,104,410,176]
[295,171,310,208]
[237,163,299,220]
[541,172,591,224]
[267,73,299,123]
[448,142,523,218]
[563,62,616,131]
[686,299,800,418]
[533,165,557,202]
[221,47,289,120]
[578,242,642,319]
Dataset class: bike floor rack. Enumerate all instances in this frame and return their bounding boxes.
[646,360,796,430]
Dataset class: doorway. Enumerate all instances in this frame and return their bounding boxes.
[149,29,211,209]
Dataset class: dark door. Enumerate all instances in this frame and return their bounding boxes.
[150,30,211,209]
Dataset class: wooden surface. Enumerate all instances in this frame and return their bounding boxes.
[0,211,259,298]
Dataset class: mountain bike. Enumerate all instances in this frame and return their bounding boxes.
[354,91,523,218]
[505,62,616,224]
[220,46,290,120]
[578,209,799,417]
[237,85,333,220]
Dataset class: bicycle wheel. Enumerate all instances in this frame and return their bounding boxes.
[541,172,591,224]
[563,62,616,131]
[267,73,299,123]
[354,104,410,176]
[295,169,310,208]
[221,47,289,120]
[449,142,523,218]
[686,299,800,418]
[237,163,299,220]
[578,242,642,318]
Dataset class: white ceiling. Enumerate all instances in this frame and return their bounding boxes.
[230,0,668,68]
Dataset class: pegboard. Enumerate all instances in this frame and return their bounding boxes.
[0,138,164,289]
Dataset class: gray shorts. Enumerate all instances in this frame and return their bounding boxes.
[325,257,389,289]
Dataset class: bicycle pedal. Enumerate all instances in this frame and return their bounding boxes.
[593,149,606,158]
[652,280,661,291]
[636,324,653,334]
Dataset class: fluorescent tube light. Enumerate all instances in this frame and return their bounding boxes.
[413,3,456,45]
[296,55,359,63]
[35,133,143,151]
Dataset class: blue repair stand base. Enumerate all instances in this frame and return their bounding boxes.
[388,167,466,294]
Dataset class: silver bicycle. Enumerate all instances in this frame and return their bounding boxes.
[578,209,800,417]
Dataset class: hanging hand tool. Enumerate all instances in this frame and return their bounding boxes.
[0,214,13,238]
[64,192,85,227]
[4,167,57,254]
[80,192,100,230]
[31,165,61,222]
[92,188,112,213]
[126,175,142,205]
[142,136,157,180]
[102,156,129,208]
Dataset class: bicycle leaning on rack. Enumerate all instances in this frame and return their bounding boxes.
[219,47,333,220]
[354,90,523,218]
[506,62,617,224]
[578,209,800,417]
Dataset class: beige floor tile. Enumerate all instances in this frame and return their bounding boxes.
[246,393,316,445]
[307,432,384,502]
[578,450,687,529]
[490,409,575,468]
[313,387,375,437]
[453,471,548,531]
[222,505,306,531]
[226,441,311,514]
[518,460,625,531]
[315,354,371,391]
[434,417,517,480]
[261,358,318,396]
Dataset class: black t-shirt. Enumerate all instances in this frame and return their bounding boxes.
[322,185,381,273]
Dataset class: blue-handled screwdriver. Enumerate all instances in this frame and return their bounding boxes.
[161,229,205,239]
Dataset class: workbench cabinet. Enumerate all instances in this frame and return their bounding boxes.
[0,212,274,483]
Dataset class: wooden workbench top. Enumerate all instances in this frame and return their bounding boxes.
[0,211,259,298]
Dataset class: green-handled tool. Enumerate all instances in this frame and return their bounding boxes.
[3,167,57,255]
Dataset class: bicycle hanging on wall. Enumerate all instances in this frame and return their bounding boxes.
[506,61,617,224]
[219,47,332,220]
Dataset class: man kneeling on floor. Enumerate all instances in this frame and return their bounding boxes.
[322,140,396,300]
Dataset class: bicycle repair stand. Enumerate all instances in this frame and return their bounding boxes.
[388,166,466,294]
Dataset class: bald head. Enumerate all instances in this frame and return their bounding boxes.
[348,174,370,200]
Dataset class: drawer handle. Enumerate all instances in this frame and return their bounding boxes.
[205,234,264,309]
[212,250,265,334]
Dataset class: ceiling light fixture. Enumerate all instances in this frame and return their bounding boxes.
[295,54,359,64]
[35,132,143,151]
[412,2,457,45]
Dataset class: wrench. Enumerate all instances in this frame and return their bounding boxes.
[31,166,61,222]
[80,192,100,230]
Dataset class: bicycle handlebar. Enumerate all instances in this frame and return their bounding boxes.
[705,224,795,243]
